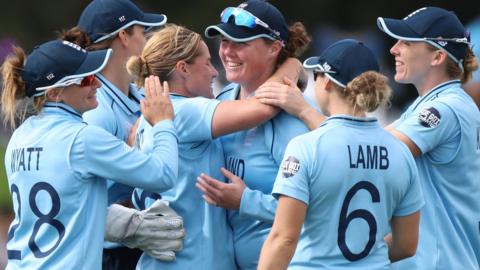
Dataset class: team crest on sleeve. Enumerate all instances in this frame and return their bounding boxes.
[418,107,441,128]
[281,156,301,178]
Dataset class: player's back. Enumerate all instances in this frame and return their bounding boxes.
[4,104,107,270]
[288,116,421,269]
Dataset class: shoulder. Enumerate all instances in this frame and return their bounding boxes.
[83,100,117,132]
[172,95,219,114]
[216,83,239,100]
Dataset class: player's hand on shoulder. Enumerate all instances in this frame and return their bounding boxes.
[141,76,174,125]
[256,77,307,117]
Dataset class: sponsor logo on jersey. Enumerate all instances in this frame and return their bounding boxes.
[418,107,441,128]
[281,156,300,178]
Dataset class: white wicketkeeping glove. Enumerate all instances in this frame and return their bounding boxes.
[105,199,185,261]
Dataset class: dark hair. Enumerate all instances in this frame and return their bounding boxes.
[59,26,135,51]
[276,22,311,66]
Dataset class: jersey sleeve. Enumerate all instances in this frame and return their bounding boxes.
[83,106,118,136]
[239,188,277,222]
[70,120,178,193]
[173,97,220,142]
[272,137,310,205]
[393,156,425,216]
[394,101,460,156]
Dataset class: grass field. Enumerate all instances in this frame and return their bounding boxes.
[0,144,12,212]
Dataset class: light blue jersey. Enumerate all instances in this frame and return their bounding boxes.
[83,74,144,205]
[217,83,310,270]
[4,102,177,270]
[391,80,480,270]
[273,115,424,269]
[133,94,235,270]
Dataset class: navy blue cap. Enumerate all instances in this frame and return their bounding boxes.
[303,39,379,88]
[377,7,470,66]
[78,0,167,43]
[21,40,112,97]
[205,0,288,44]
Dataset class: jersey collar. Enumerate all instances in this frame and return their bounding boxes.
[412,79,461,111]
[96,74,143,116]
[321,114,379,127]
[43,102,83,120]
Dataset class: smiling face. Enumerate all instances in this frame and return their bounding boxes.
[184,41,219,98]
[389,40,437,85]
[58,76,101,114]
[219,37,279,93]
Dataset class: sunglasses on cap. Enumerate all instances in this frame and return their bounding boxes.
[220,7,282,41]
[43,74,98,89]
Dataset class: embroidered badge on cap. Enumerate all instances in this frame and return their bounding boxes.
[281,156,301,178]
[418,107,441,128]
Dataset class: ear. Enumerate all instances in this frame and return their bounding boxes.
[46,88,63,102]
[175,60,189,78]
[323,77,334,91]
[431,50,448,67]
[117,29,129,48]
[268,40,283,57]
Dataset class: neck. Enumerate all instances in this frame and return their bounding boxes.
[101,53,132,95]
[166,74,191,97]
[328,93,366,118]
[414,67,453,96]
[239,66,276,100]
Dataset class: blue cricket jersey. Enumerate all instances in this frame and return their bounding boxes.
[4,102,177,269]
[217,83,311,270]
[273,115,424,269]
[133,94,236,270]
[83,74,144,206]
[391,80,480,270]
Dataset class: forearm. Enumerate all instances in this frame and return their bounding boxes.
[258,233,297,270]
[385,233,410,262]
[269,58,303,83]
[298,105,325,131]
[239,187,276,222]
[212,98,279,138]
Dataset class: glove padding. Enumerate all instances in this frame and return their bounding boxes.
[105,199,185,261]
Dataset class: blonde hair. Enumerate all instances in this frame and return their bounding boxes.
[127,24,203,87]
[331,71,392,113]
[1,46,47,128]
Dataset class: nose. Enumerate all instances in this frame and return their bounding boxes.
[92,77,101,89]
[211,66,219,78]
[390,41,401,56]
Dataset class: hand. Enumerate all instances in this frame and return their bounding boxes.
[271,57,304,88]
[196,168,246,209]
[141,76,174,125]
[105,200,185,261]
[256,77,310,118]
[127,118,141,147]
